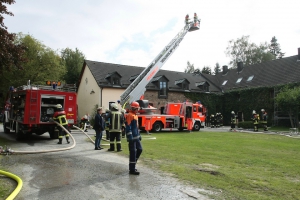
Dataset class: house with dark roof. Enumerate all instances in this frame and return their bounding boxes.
[77,60,220,117]
[77,48,300,124]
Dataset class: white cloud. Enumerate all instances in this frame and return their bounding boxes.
[4,0,300,73]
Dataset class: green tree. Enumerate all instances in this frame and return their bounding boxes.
[193,68,201,75]
[213,62,221,75]
[184,61,194,73]
[0,0,25,104]
[275,86,300,128]
[0,0,26,73]
[61,48,85,85]
[11,33,65,85]
[201,66,211,74]
[225,35,274,68]
[269,36,285,59]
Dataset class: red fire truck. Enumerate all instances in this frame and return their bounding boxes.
[2,82,77,139]
[119,14,206,132]
[136,100,206,132]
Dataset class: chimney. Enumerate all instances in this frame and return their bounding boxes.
[222,65,228,75]
[298,48,300,61]
[237,62,243,73]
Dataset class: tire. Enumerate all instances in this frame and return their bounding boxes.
[3,122,10,133]
[152,122,162,132]
[178,127,184,131]
[193,122,201,131]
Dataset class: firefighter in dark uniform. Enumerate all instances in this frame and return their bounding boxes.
[107,103,123,152]
[121,109,126,138]
[252,110,260,132]
[215,113,221,128]
[185,14,189,24]
[230,111,236,131]
[194,13,198,23]
[126,101,142,175]
[210,114,215,128]
[104,108,110,140]
[261,109,268,131]
[53,104,70,144]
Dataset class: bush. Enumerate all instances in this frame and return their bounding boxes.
[238,121,264,129]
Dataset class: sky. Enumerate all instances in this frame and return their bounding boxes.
[4,0,300,72]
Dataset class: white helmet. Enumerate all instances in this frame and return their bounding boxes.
[231,111,235,114]
[261,109,265,112]
[110,103,118,111]
[56,104,62,109]
[253,110,256,114]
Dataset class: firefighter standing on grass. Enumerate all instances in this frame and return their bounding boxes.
[261,109,268,131]
[53,104,70,144]
[107,103,123,152]
[230,111,236,131]
[126,101,142,175]
[210,114,215,128]
[252,110,260,132]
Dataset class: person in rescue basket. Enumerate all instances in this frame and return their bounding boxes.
[53,104,70,144]
[93,107,105,150]
[126,101,143,175]
[107,103,123,152]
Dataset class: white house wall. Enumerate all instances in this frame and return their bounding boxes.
[102,88,124,110]
[77,66,100,119]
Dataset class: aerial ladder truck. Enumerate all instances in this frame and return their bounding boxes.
[120,14,206,132]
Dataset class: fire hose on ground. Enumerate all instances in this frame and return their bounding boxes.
[72,125,110,144]
[0,170,23,200]
[0,121,75,155]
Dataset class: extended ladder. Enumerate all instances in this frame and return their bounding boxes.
[120,19,201,106]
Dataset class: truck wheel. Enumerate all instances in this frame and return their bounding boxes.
[3,122,10,133]
[16,130,24,141]
[193,122,201,131]
[152,122,162,132]
[178,127,184,131]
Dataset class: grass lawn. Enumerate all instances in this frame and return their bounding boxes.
[119,130,300,200]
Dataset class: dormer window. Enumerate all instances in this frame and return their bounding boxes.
[196,81,210,92]
[175,78,190,90]
[151,75,169,99]
[236,77,243,84]
[105,71,122,86]
[247,75,254,82]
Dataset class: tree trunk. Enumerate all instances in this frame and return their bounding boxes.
[288,109,294,128]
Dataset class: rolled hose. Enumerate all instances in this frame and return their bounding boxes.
[1,122,76,154]
[0,170,23,200]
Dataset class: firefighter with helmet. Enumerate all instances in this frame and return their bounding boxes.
[230,111,236,131]
[53,104,70,144]
[194,13,198,23]
[107,103,123,152]
[210,114,215,128]
[261,109,268,131]
[252,110,260,132]
[104,108,110,140]
[121,109,126,138]
[185,14,189,24]
[126,101,143,175]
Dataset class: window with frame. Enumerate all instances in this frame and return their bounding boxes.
[247,75,254,82]
[236,77,242,84]
[112,77,120,85]
[159,81,167,97]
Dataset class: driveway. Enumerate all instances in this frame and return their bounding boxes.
[0,126,212,200]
